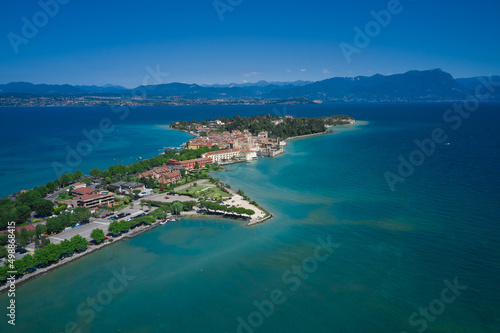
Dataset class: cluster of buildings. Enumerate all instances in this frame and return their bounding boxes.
[138,166,182,185]
[187,129,273,151]
[68,182,116,210]
[166,158,213,170]
[48,126,283,213]
[201,148,257,162]
[66,181,154,211]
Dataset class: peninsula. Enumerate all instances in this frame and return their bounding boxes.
[0,113,355,290]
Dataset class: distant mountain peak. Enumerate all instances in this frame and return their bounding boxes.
[1,69,499,102]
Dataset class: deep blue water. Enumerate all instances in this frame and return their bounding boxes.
[0,103,499,332]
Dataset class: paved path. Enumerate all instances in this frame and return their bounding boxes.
[223,187,266,223]
[47,188,68,202]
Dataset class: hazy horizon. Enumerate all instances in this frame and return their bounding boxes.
[1,0,500,88]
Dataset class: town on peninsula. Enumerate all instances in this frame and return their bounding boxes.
[0,114,355,290]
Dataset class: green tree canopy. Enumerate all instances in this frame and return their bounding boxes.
[90,168,101,177]
[0,246,7,259]
[33,199,54,216]
[74,169,84,179]
[14,205,32,223]
[172,201,183,215]
[0,233,8,246]
[90,228,105,244]
[74,207,91,223]
[46,181,56,192]
[35,224,47,236]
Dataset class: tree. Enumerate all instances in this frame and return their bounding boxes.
[33,199,54,216]
[172,201,183,216]
[14,205,32,223]
[46,218,63,234]
[108,221,121,235]
[66,173,75,184]
[0,210,15,231]
[0,233,8,246]
[133,189,142,196]
[74,207,91,223]
[54,204,67,215]
[16,190,42,208]
[74,169,84,179]
[182,201,197,211]
[0,246,7,259]
[60,174,70,187]
[90,228,105,244]
[70,234,88,252]
[19,227,31,243]
[90,168,101,178]
[35,236,50,250]
[15,230,27,247]
[35,224,47,237]
[46,181,56,192]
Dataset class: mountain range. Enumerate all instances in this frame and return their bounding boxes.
[1,70,499,102]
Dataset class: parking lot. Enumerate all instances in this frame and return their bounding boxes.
[27,194,196,248]
[48,204,151,244]
[49,220,111,244]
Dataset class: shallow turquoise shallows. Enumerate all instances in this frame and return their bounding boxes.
[0,103,499,332]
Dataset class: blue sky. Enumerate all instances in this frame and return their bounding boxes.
[1,0,499,87]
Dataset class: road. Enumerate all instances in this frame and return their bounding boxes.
[47,188,69,201]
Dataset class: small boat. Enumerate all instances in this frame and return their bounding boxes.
[160,220,167,225]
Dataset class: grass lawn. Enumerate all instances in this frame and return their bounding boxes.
[177,184,231,199]
[56,192,71,201]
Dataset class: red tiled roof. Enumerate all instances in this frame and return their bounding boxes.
[76,193,112,201]
[0,224,36,234]
[73,187,93,194]
[160,170,181,180]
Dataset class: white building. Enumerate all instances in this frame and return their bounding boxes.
[71,182,87,190]
[138,188,153,197]
[202,148,241,163]
[241,150,257,161]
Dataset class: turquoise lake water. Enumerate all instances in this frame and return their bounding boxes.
[0,104,499,332]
